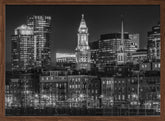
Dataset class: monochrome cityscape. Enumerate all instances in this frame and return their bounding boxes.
[5,5,160,116]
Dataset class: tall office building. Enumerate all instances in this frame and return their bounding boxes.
[75,14,91,71]
[147,22,160,60]
[89,41,99,66]
[27,15,51,68]
[11,15,51,71]
[129,34,140,50]
[98,18,139,70]
[98,33,130,71]
[11,25,34,71]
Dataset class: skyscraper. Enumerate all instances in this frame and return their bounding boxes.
[98,33,130,71]
[27,15,51,68]
[97,17,139,70]
[89,41,99,66]
[75,14,91,71]
[11,25,34,71]
[11,15,51,71]
[129,34,140,50]
[147,22,160,61]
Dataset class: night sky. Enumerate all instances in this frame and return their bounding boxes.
[5,5,160,69]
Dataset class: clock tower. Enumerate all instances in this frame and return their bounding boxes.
[75,14,91,71]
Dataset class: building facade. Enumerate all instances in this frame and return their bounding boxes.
[113,77,128,107]
[97,18,139,71]
[55,52,76,70]
[129,34,140,50]
[147,22,160,61]
[131,49,147,64]
[11,15,52,72]
[98,33,130,71]
[68,75,100,108]
[11,25,34,71]
[139,61,160,72]
[89,41,99,64]
[127,71,160,108]
[56,52,76,63]
[89,41,99,70]
[101,77,114,108]
[5,73,35,109]
[40,74,68,108]
[27,15,51,68]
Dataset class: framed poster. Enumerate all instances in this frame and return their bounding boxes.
[0,0,165,121]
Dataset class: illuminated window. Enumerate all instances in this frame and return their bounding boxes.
[118,95,121,100]
[128,94,130,98]
[122,95,125,100]
[132,79,134,83]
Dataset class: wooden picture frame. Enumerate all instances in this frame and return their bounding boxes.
[0,0,165,121]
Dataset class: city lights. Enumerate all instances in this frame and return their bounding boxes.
[6,6,160,116]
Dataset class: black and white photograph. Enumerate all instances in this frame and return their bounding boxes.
[5,5,160,116]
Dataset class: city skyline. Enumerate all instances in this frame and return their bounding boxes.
[6,5,160,68]
[5,5,160,116]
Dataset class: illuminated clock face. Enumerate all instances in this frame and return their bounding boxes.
[81,29,86,32]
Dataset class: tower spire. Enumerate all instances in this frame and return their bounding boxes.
[117,14,126,65]
[78,14,87,32]
[82,14,84,19]
[121,14,124,45]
